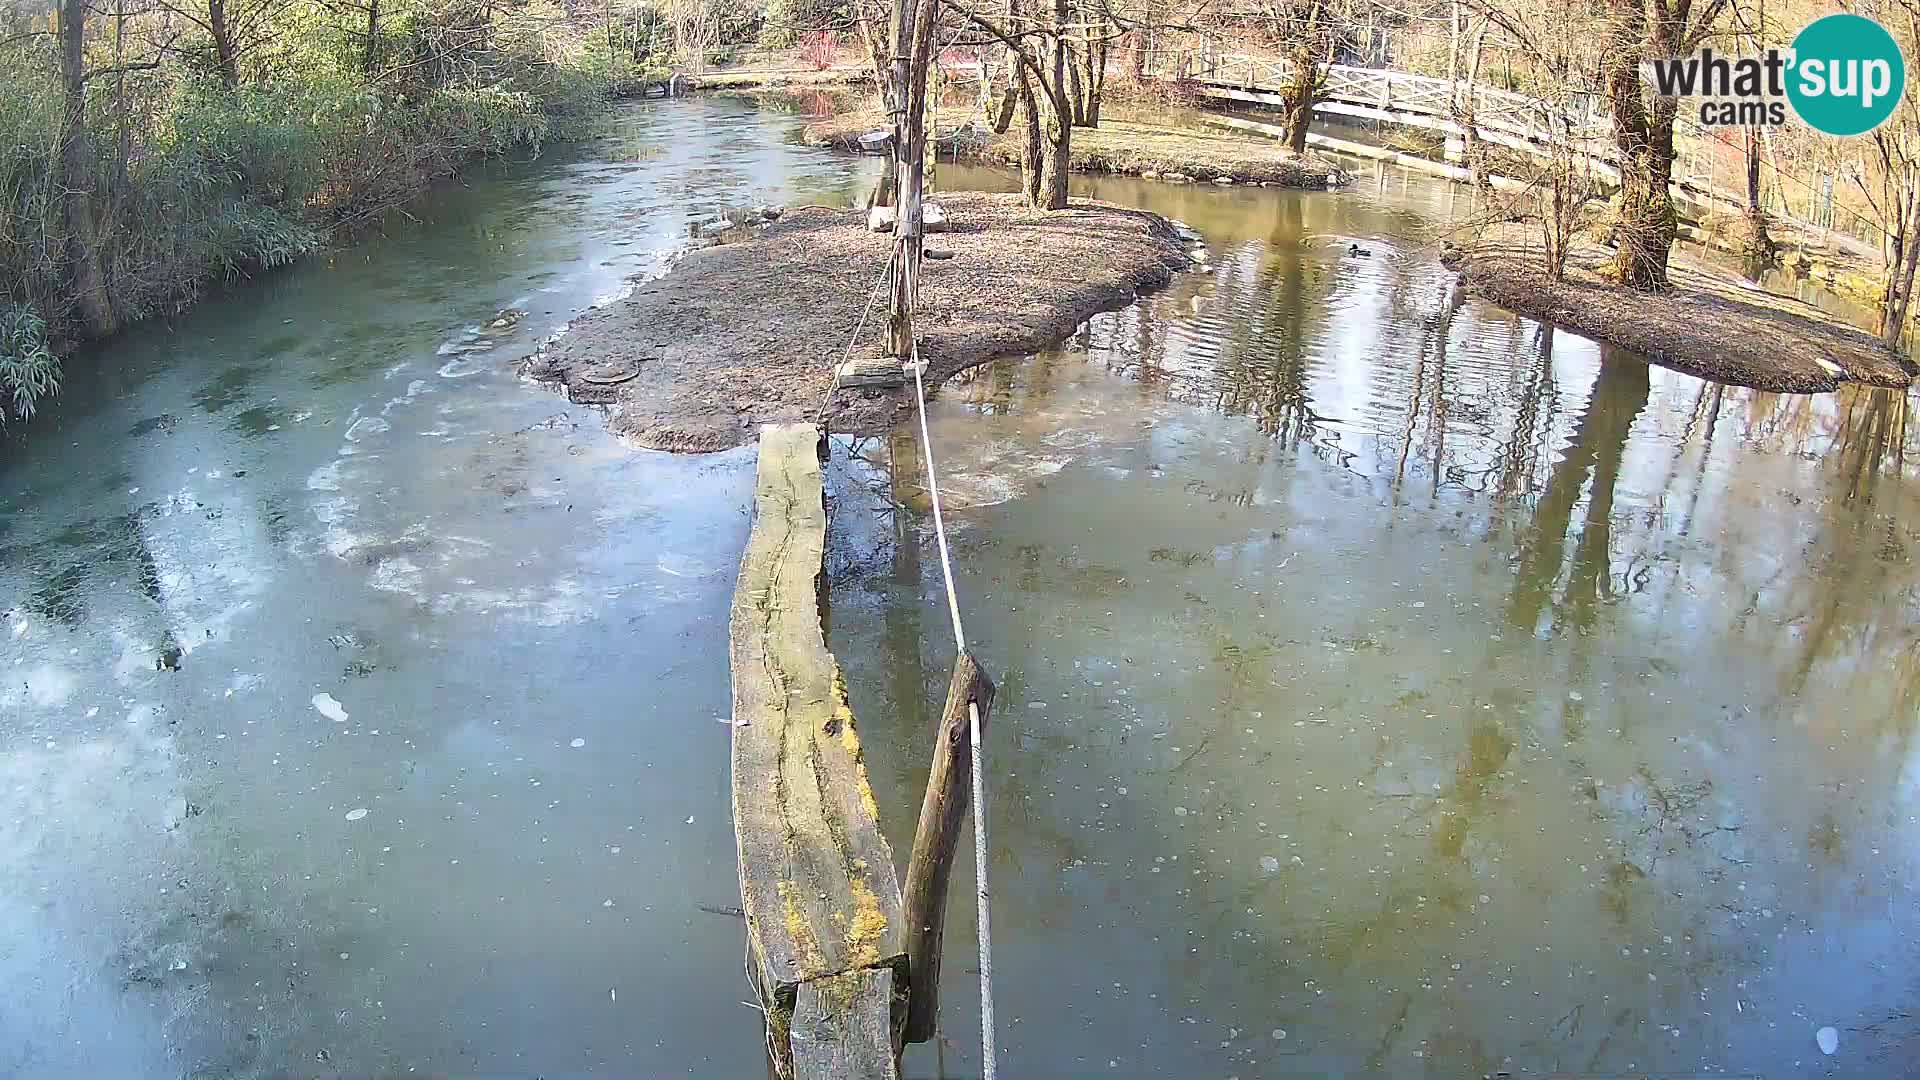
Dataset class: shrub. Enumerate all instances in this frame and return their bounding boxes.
[0,0,616,417]
[0,305,58,424]
[799,30,838,71]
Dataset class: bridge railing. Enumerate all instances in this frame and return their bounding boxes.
[1160,50,1618,147]
[1134,45,1879,256]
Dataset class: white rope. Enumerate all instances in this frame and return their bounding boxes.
[907,319,998,1080]
[818,247,899,419]
[816,167,998,1075]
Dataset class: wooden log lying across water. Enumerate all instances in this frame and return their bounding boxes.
[730,422,906,1080]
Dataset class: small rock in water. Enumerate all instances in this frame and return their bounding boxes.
[1817,1026,1839,1055]
[344,808,369,822]
[312,693,349,723]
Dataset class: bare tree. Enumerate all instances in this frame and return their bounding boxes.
[1600,0,1730,290]
[1276,0,1334,153]
[1850,0,1920,344]
[1468,0,1604,280]
[945,0,1076,208]
[59,0,115,335]
[155,0,285,86]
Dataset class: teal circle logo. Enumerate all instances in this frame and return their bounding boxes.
[1787,13,1905,136]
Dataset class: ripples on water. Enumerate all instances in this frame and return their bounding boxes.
[0,98,873,1080]
[840,164,1920,1077]
[3,95,1918,1078]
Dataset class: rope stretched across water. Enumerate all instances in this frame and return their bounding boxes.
[819,235,1000,1080]
[907,331,998,1080]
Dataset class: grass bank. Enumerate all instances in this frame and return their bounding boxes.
[0,1,628,425]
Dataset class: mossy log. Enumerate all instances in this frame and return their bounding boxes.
[730,422,906,1079]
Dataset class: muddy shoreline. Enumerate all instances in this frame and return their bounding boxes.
[524,192,1190,451]
[801,111,1336,188]
[1452,238,1913,394]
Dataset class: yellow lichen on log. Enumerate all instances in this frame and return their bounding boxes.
[729,423,906,1079]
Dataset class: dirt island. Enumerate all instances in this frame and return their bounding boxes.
[525,192,1191,451]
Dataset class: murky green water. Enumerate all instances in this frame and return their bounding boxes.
[0,97,871,1079]
[833,168,1920,1076]
[5,96,1917,1078]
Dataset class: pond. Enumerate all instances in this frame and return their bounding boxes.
[842,163,1920,1078]
[2,95,1915,1077]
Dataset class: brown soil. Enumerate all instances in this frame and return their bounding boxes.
[1453,232,1914,394]
[524,192,1189,452]
[803,110,1334,188]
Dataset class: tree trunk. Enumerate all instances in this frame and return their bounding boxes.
[868,155,898,209]
[1282,38,1316,154]
[1542,156,1573,281]
[1738,124,1774,265]
[1014,60,1042,206]
[363,0,381,72]
[1883,172,1920,346]
[1601,0,1675,290]
[210,0,239,88]
[1457,18,1489,190]
[857,5,892,104]
[991,80,1018,133]
[1084,26,1107,127]
[1039,111,1069,207]
[1448,0,1460,87]
[1037,0,1069,208]
[886,0,936,359]
[1065,39,1087,126]
[59,0,115,338]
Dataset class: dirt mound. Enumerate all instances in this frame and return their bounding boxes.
[525,193,1190,452]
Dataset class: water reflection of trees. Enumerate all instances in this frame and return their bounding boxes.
[1509,351,1652,636]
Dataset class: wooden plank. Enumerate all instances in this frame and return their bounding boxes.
[791,969,902,1080]
[901,652,996,1044]
[731,422,907,1074]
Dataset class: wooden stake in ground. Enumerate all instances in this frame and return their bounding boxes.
[885,0,936,358]
[901,651,996,1044]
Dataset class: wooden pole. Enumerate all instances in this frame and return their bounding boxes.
[901,650,996,1044]
[887,0,932,360]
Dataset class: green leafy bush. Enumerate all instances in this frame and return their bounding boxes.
[0,305,58,424]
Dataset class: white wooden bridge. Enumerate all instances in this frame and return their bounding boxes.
[1148,49,1787,232]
